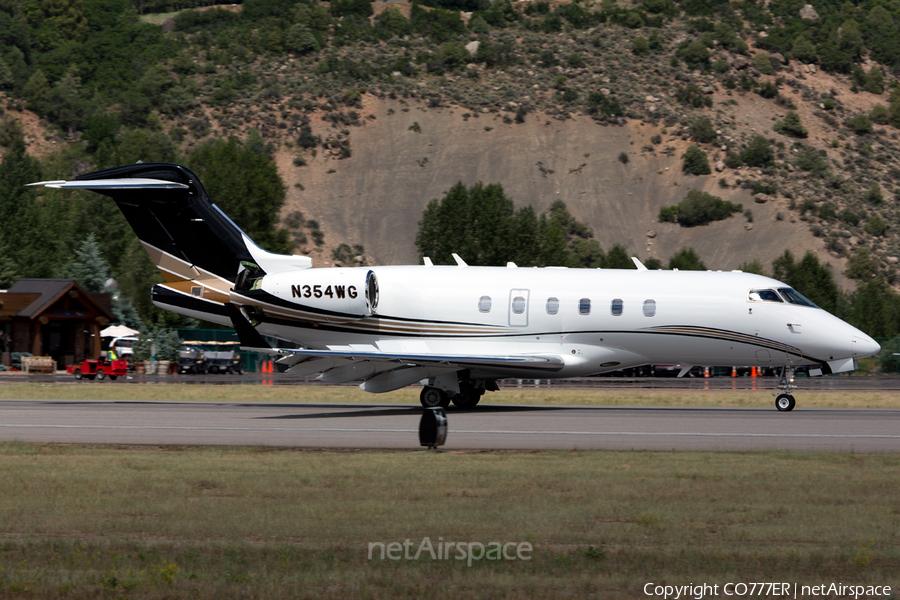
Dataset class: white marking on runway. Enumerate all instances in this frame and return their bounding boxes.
[2,424,899,439]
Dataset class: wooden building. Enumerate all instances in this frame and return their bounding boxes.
[0,279,113,369]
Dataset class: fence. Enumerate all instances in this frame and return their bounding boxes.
[174,329,900,375]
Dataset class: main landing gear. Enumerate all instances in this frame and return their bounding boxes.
[774,366,796,412]
[419,381,486,410]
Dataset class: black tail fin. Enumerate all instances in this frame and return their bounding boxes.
[74,162,251,283]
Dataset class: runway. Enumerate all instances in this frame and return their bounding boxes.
[1,399,898,451]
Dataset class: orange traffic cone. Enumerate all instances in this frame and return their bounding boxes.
[704,367,710,378]
[731,366,737,377]
[751,366,757,377]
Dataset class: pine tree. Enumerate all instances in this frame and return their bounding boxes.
[60,233,111,292]
[667,247,707,271]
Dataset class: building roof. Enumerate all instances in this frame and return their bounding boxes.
[2,279,113,321]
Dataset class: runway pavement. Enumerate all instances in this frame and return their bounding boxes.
[1,398,898,452]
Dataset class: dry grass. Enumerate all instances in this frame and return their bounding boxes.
[1,381,900,409]
[0,443,897,598]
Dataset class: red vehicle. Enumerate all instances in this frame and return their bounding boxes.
[66,359,128,381]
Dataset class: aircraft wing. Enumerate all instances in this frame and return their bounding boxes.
[225,304,564,392]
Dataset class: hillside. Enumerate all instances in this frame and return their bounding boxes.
[5,0,900,333]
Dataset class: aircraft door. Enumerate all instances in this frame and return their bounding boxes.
[509,289,530,327]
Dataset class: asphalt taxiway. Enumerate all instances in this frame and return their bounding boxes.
[1,398,898,452]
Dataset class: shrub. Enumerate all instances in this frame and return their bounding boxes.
[675,84,712,108]
[740,135,774,167]
[751,52,774,75]
[676,40,710,69]
[818,203,837,220]
[773,111,807,138]
[682,145,711,175]
[866,215,886,236]
[847,114,873,134]
[793,146,828,175]
[723,151,743,169]
[839,209,860,226]
[632,36,650,55]
[689,117,716,143]
[659,189,742,227]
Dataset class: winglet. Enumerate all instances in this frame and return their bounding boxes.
[423,257,433,267]
[452,253,468,267]
[631,257,648,271]
[225,303,273,351]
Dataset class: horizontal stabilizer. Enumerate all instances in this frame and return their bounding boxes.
[28,178,189,190]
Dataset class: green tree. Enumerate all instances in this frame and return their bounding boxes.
[188,131,292,254]
[59,233,111,292]
[690,117,716,143]
[774,111,808,138]
[772,250,839,313]
[738,259,765,275]
[660,189,742,227]
[844,247,875,281]
[847,113,873,134]
[676,40,710,69]
[682,145,711,175]
[866,214,887,236]
[846,276,900,338]
[285,23,319,54]
[791,36,817,64]
[0,240,19,288]
[606,244,634,269]
[416,181,518,266]
[0,135,57,279]
[667,247,706,271]
[793,146,828,175]
[632,36,650,55]
[864,66,884,95]
[740,135,774,167]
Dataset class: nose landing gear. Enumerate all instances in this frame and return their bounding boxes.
[774,367,796,412]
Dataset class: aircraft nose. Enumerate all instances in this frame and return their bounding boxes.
[852,334,881,359]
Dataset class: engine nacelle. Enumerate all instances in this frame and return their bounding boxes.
[259,269,379,317]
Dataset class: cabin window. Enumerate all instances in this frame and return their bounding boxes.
[778,288,818,308]
[748,288,783,303]
[578,298,591,315]
[611,298,623,316]
[512,296,526,314]
[191,286,203,297]
[643,299,656,317]
[478,296,492,313]
[546,297,559,315]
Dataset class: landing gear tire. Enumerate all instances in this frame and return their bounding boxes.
[451,383,482,409]
[775,393,795,412]
[420,387,450,409]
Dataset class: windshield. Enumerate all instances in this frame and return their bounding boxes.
[777,288,818,308]
[748,289,783,303]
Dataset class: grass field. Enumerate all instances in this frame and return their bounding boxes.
[0,443,898,598]
[2,380,900,409]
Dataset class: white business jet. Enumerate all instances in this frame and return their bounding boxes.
[31,163,881,411]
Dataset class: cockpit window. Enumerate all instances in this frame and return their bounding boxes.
[748,289,783,303]
[778,288,818,308]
